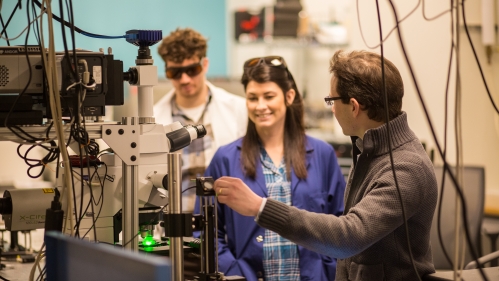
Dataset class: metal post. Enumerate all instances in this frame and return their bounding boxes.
[122,163,139,251]
[122,117,139,251]
[138,85,155,124]
[168,153,183,281]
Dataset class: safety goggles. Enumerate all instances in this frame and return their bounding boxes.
[243,56,288,71]
[165,59,204,80]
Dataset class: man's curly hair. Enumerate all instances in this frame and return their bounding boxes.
[157,28,207,65]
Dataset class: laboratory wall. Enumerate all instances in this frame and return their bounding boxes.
[1,0,228,77]
[346,0,499,208]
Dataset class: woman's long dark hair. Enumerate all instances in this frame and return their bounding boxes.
[241,62,307,180]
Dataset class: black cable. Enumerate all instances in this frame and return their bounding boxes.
[35,264,46,281]
[68,88,100,239]
[76,132,85,238]
[58,0,78,82]
[90,161,106,206]
[374,1,421,279]
[422,0,455,21]
[0,1,19,39]
[436,0,456,268]
[1,0,55,145]
[15,121,59,179]
[55,151,61,179]
[356,0,421,49]
[82,162,107,239]
[3,2,33,133]
[67,0,80,83]
[16,141,59,178]
[71,165,97,239]
[70,161,106,239]
[74,92,87,238]
[460,0,499,115]
[387,1,488,280]
[30,0,41,45]
[69,161,80,238]
[0,13,10,46]
[33,0,124,39]
[84,144,98,241]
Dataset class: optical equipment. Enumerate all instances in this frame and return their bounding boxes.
[0,46,124,125]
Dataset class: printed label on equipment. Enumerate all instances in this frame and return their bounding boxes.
[42,188,54,193]
[93,65,102,84]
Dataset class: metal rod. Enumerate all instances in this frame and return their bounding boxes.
[122,163,139,251]
[122,117,139,251]
[168,153,184,281]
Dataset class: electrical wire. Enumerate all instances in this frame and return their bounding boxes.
[357,0,421,50]
[460,0,499,115]
[0,1,61,184]
[357,0,457,51]
[3,3,35,136]
[0,10,45,41]
[0,1,19,44]
[35,266,46,281]
[16,140,59,178]
[29,243,45,281]
[82,162,107,239]
[386,1,488,280]
[30,0,42,45]
[57,0,77,82]
[422,0,454,21]
[84,140,98,241]
[453,3,465,278]
[0,13,10,47]
[67,161,80,237]
[436,0,456,269]
[374,1,421,279]
[33,0,125,39]
[70,162,101,239]
[39,0,75,237]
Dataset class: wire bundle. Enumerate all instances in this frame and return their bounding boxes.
[356,1,498,280]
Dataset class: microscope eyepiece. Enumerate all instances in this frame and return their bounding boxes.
[165,124,207,152]
[192,124,207,138]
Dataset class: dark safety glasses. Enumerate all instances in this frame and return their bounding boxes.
[165,60,204,80]
[243,56,288,71]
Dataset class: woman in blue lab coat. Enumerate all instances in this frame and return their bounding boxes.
[202,56,346,281]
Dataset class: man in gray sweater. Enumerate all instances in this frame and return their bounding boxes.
[214,50,438,280]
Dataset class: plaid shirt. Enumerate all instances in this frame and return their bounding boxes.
[260,148,300,281]
[171,92,213,212]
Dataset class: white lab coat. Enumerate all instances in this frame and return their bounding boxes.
[153,81,248,167]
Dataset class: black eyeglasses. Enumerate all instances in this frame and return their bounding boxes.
[165,59,204,80]
[324,96,344,107]
[243,56,287,71]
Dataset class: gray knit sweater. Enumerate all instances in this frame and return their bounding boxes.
[257,112,438,280]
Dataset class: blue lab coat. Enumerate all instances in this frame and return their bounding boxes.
[201,136,346,281]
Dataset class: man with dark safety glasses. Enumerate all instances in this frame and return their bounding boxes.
[153,28,247,280]
[154,28,247,215]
